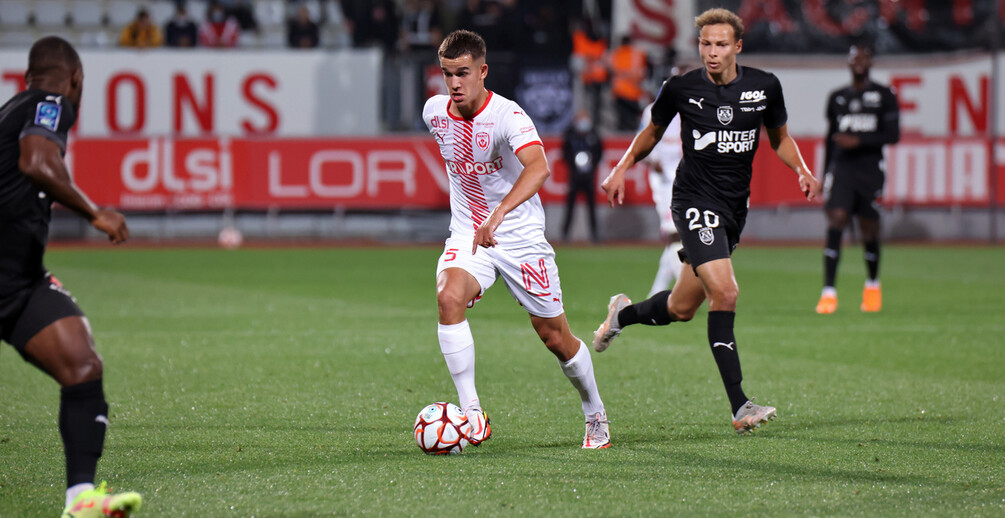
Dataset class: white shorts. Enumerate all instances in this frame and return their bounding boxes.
[649,171,678,236]
[435,235,565,318]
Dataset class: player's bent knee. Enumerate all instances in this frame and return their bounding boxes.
[436,288,469,313]
[710,289,738,311]
[669,307,696,322]
[60,353,103,387]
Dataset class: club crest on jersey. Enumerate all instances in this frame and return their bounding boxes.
[34,102,61,132]
[699,227,715,245]
[475,131,490,150]
[717,105,733,126]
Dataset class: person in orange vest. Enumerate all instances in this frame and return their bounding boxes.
[118,8,164,48]
[610,35,648,131]
[572,19,609,125]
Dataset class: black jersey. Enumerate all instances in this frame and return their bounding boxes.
[824,81,899,180]
[650,66,787,214]
[0,89,77,299]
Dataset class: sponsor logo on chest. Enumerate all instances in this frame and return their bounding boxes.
[739,90,766,103]
[693,128,758,153]
[838,113,878,132]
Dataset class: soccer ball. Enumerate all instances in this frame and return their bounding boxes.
[217,226,243,249]
[413,402,471,455]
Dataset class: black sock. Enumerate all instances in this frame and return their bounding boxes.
[863,239,880,281]
[707,311,747,415]
[824,228,842,288]
[60,379,108,488]
[616,290,672,327]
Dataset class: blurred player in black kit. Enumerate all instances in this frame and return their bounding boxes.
[815,43,900,315]
[0,37,142,517]
[594,8,819,434]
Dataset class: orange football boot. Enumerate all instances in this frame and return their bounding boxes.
[861,285,882,312]
[815,293,837,314]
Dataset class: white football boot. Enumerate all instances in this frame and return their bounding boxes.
[732,401,777,435]
[593,294,631,352]
[582,412,611,449]
[463,407,492,445]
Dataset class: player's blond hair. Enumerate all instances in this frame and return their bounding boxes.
[695,8,744,42]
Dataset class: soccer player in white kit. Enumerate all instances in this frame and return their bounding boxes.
[640,101,684,297]
[424,30,610,449]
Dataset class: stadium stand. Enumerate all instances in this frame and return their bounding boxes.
[69,0,106,28]
[33,0,69,28]
[0,0,33,29]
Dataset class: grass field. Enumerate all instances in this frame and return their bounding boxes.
[1,244,1003,516]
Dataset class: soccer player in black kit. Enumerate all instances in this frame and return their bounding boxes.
[815,44,900,315]
[0,37,142,517]
[594,8,819,434]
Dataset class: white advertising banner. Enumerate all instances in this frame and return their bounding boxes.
[764,55,995,137]
[0,48,381,137]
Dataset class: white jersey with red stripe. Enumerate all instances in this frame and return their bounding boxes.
[423,91,546,247]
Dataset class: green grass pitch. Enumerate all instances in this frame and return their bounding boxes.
[1,244,1003,516]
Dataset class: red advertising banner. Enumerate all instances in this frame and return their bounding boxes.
[66,135,1004,211]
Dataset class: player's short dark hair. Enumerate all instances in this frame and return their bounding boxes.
[27,36,81,78]
[695,8,744,42]
[438,30,486,61]
[850,42,875,55]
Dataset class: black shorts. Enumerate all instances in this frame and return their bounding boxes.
[0,276,84,355]
[824,171,884,219]
[671,201,744,269]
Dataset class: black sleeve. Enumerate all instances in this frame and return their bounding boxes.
[823,91,837,174]
[762,74,788,129]
[19,97,76,153]
[858,87,900,148]
[649,78,678,128]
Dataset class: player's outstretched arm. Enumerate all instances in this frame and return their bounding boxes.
[472,144,550,253]
[601,121,665,207]
[766,124,820,201]
[19,134,129,243]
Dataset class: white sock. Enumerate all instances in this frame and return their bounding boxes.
[822,286,837,297]
[649,242,683,297]
[66,483,94,508]
[438,321,479,411]
[559,340,605,418]
[865,279,880,289]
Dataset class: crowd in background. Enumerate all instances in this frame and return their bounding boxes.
[118,1,322,48]
[113,1,612,54]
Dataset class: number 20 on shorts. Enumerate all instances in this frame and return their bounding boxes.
[685,208,720,230]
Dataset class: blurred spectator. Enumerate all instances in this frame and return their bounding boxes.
[571,18,608,125]
[287,5,320,48]
[456,0,515,52]
[344,0,400,54]
[165,6,198,47]
[519,3,571,57]
[118,8,164,48]
[400,0,443,52]
[199,3,241,48]
[610,36,647,131]
[217,0,259,32]
[561,109,603,242]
